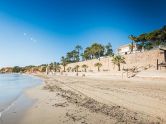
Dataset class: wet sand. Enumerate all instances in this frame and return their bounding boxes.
[0,94,34,124]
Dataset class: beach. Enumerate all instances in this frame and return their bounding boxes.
[0,74,42,124]
[1,0,166,123]
[11,73,165,124]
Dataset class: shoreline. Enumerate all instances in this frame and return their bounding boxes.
[0,91,35,124]
[20,74,166,124]
[0,74,43,124]
[2,73,166,124]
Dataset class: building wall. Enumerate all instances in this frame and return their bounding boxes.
[63,49,165,72]
[117,44,138,55]
[118,46,130,55]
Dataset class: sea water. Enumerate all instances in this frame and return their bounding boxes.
[0,74,41,118]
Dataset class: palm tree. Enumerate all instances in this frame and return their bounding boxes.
[94,62,102,72]
[91,43,105,60]
[75,45,82,61]
[72,50,79,62]
[84,47,93,59]
[66,52,73,62]
[75,45,82,54]
[82,64,88,72]
[49,63,54,71]
[54,63,61,72]
[112,55,125,71]
[75,65,79,72]
[61,56,68,72]
[74,65,80,76]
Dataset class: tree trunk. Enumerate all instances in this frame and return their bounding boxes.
[98,67,100,72]
[118,64,121,71]
[99,53,101,61]
[76,68,78,76]
[85,68,86,72]
[78,50,80,62]
[131,41,133,53]
[64,66,66,72]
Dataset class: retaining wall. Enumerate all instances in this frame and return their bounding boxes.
[62,49,165,72]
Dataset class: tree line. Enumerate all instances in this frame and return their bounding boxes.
[128,25,166,52]
[1,25,165,74]
[61,42,114,63]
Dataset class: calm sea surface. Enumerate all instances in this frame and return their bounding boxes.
[0,74,41,116]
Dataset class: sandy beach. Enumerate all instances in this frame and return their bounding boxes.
[9,73,164,124]
[1,0,166,123]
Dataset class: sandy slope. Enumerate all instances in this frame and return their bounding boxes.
[20,74,166,124]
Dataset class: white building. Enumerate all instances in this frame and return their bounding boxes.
[117,43,137,55]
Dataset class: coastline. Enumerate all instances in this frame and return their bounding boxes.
[0,94,34,124]
[19,74,166,124]
[0,74,42,124]
[2,73,166,124]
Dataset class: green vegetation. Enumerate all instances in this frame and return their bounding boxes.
[129,25,166,51]
[65,45,83,63]
[112,55,125,71]
[74,65,80,75]
[82,64,88,72]
[83,43,105,60]
[1,25,165,74]
[12,66,23,73]
[47,62,61,72]
[94,62,102,72]
[54,62,61,72]
[75,45,83,61]
[61,56,68,72]
[105,42,114,56]
[128,35,137,53]
[0,64,47,73]
[62,42,113,63]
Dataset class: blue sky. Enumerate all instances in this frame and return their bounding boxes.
[0,0,166,67]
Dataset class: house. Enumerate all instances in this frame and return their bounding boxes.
[117,43,137,55]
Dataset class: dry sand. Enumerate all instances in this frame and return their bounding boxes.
[19,73,166,124]
[20,84,115,124]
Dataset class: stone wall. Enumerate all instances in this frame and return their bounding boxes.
[123,49,165,69]
[63,49,165,72]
